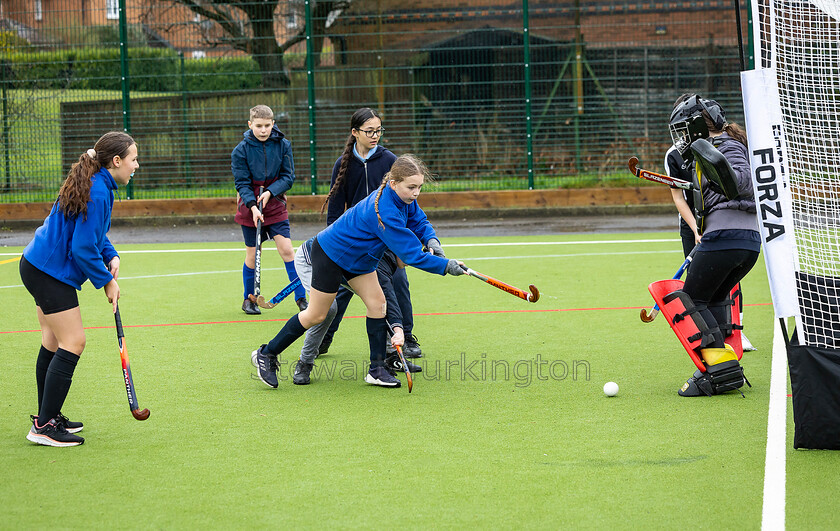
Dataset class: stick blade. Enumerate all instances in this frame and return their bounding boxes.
[640,308,658,323]
[255,295,276,309]
[527,285,540,303]
[132,408,150,421]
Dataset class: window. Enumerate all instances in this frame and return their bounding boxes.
[34,0,42,21]
[107,0,120,20]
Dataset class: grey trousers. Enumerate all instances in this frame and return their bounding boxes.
[295,245,338,364]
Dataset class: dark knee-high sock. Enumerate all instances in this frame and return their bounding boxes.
[284,261,306,300]
[367,317,388,368]
[243,263,255,299]
[36,345,56,411]
[37,348,79,426]
[266,314,307,355]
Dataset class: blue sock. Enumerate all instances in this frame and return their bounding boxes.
[285,260,305,300]
[243,263,255,299]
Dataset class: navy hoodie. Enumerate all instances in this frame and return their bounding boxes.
[232,124,295,227]
[326,146,397,225]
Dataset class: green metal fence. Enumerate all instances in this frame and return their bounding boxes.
[0,0,749,202]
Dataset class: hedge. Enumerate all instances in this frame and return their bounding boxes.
[0,48,263,92]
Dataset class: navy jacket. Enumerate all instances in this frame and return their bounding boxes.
[232,125,295,227]
[23,167,119,290]
[326,146,397,225]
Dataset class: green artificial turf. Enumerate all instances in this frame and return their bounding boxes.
[1,233,839,528]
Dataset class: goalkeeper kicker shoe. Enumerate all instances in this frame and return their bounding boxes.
[253,344,279,388]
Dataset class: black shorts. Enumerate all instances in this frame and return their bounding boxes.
[241,219,291,247]
[19,256,79,315]
[310,237,360,293]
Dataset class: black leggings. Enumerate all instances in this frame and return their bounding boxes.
[682,248,759,348]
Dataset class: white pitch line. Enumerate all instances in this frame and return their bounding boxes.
[761,318,787,530]
[0,238,680,257]
[0,249,681,289]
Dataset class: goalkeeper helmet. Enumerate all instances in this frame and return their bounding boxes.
[669,95,727,155]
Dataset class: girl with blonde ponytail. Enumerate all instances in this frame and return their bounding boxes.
[19,131,138,446]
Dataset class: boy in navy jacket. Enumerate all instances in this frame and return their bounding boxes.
[233,105,306,314]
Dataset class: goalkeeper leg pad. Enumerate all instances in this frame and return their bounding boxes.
[679,346,751,396]
[649,279,717,372]
[708,285,744,359]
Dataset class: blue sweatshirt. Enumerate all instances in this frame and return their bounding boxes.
[317,184,448,275]
[326,146,397,225]
[23,167,119,290]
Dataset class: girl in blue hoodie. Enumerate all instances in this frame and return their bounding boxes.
[20,131,138,447]
[253,154,467,388]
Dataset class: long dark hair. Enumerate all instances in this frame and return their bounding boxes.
[58,131,135,218]
[321,107,381,213]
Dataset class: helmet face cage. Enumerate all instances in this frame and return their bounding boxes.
[670,115,709,155]
[668,95,724,155]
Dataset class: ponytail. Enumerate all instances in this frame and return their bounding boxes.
[723,122,748,148]
[58,131,135,219]
[321,133,356,214]
[58,152,99,218]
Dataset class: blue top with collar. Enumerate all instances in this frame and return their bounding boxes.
[316,184,447,275]
[23,167,119,290]
[326,146,397,225]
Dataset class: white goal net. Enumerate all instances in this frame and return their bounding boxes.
[745,0,840,348]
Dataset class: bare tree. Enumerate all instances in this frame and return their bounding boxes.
[142,0,351,88]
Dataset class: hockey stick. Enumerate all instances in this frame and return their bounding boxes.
[628,157,695,190]
[395,344,413,393]
[256,277,303,309]
[465,268,540,303]
[114,305,150,421]
[386,322,413,393]
[248,186,264,304]
[640,246,698,323]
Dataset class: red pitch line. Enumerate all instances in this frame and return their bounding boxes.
[1,303,772,335]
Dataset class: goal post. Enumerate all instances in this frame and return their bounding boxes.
[743,0,840,449]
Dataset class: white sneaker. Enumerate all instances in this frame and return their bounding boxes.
[741,333,757,352]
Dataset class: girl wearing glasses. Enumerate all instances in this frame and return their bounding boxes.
[309,109,422,364]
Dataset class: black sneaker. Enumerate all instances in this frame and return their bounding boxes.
[27,416,84,447]
[296,297,309,312]
[55,413,83,434]
[318,336,332,356]
[242,298,261,315]
[402,333,422,358]
[385,354,422,373]
[364,366,401,388]
[253,344,278,388]
[32,413,83,434]
[293,359,314,385]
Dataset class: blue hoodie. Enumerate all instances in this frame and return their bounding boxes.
[23,167,119,290]
[317,184,448,276]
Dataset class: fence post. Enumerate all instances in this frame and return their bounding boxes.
[304,0,318,195]
[522,0,534,189]
[1,60,10,192]
[180,52,192,183]
[118,0,133,198]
